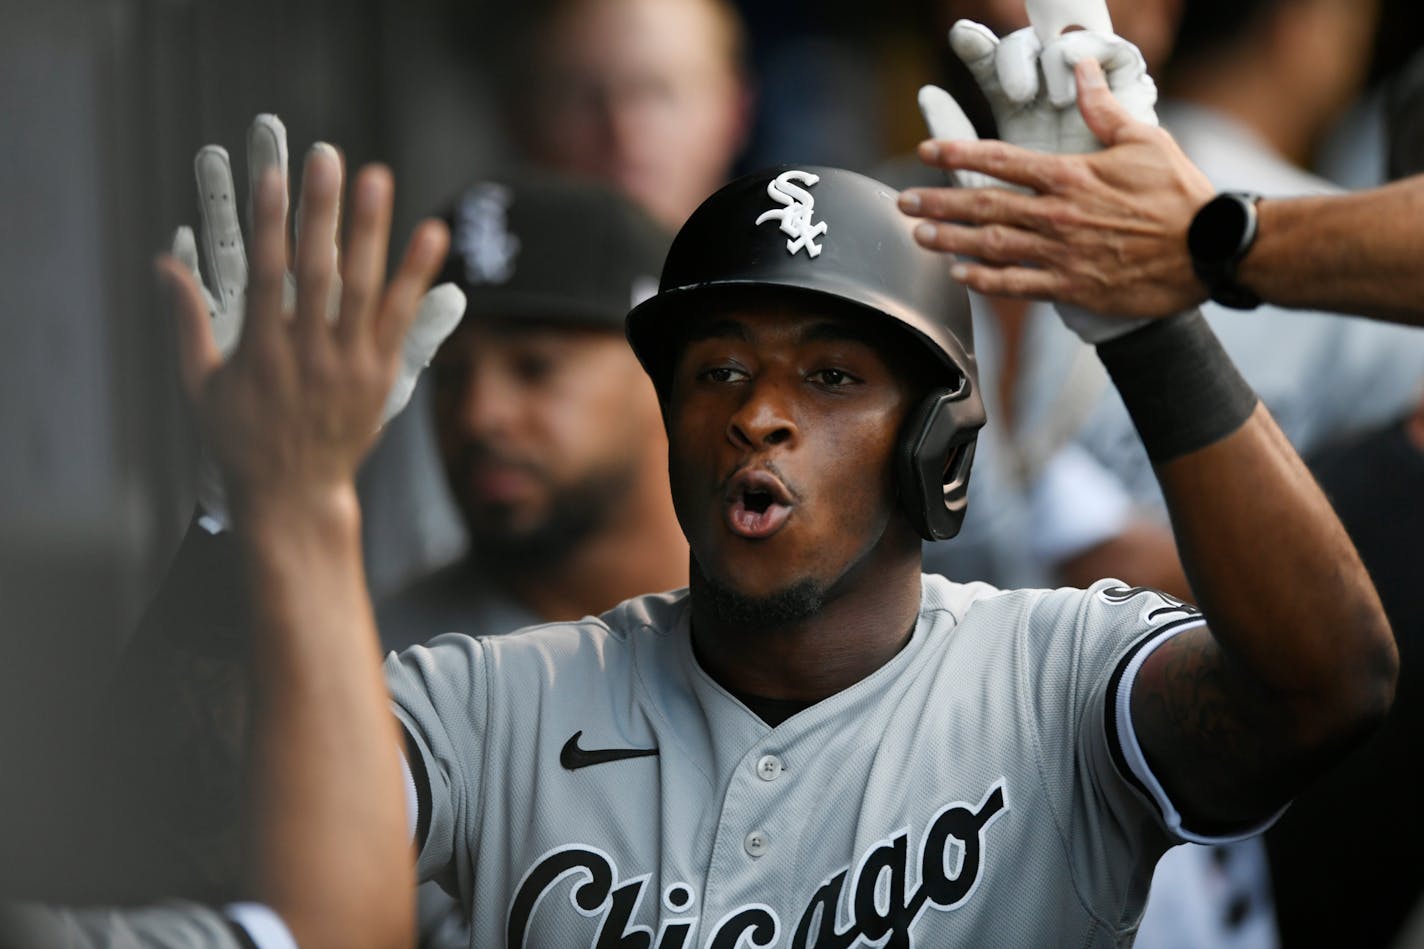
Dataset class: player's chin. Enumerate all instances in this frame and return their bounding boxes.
[464,500,547,542]
[693,533,815,599]
[692,554,828,628]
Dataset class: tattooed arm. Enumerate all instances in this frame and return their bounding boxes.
[1132,402,1396,830]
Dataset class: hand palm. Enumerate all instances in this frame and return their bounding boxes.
[170,115,464,528]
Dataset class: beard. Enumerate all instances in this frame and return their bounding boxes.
[690,558,827,631]
[464,461,638,573]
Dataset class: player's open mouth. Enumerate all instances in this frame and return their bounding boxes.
[723,469,795,540]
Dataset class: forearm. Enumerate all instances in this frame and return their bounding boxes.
[237,487,413,949]
[1154,408,1394,713]
[1244,179,1424,326]
[1101,314,1395,824]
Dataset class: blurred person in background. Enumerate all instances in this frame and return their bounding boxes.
[506,0,753,231]
[358,0,754,600]
[377,172,685,651]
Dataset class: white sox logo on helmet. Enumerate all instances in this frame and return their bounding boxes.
[506,779,1008,948]
[756,171,829,258]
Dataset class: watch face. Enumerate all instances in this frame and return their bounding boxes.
[1189,195,1252,263]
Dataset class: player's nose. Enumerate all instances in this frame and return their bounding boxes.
[726,378,798,451]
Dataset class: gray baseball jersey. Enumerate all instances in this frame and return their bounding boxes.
[386,574,1271,948]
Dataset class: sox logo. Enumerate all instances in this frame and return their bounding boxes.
[456,182,520,284]
[507,779,1008,948]
[756,171,829,259]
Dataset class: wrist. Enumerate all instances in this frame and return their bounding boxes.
[1097,311,1258,463]
[231,483,363,547]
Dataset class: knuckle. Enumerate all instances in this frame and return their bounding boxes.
[968,189,999,219]
[1042,200,1082,235]
[1043,161,1084,191]
[981,226,1010,257]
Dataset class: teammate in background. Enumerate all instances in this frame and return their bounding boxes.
[358,0,753,597]
[160,136,1396,945]
[377,173,685,651]
[506,0,753,231]
[907,32,1424,327]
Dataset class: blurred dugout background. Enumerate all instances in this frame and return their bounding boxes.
[0,0,1420,906]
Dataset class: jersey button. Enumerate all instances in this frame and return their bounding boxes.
[755,755,783,781]
[744,831,770,857]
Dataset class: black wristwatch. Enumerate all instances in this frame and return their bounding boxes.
[1187,192,1262,310]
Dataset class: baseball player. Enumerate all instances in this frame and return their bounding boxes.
[69,20,1393,949]
[152,142,1390,949]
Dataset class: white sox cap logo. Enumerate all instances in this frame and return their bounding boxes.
[756,170,829,258]
[456,182,520,284]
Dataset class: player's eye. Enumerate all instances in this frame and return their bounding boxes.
[512,352,556,383]
[699,365,749,384]
[809,367,857,387]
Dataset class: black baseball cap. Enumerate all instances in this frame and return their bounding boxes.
[438,170,671,330]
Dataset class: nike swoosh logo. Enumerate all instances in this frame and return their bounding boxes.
[560,731,659,771]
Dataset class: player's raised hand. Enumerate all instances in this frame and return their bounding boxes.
[903,58,1216,322]
[157,143,453,518]
[170,115,465,529]
[905,2,1164,342]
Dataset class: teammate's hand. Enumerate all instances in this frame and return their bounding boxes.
[906,9,1162,343]
[903,59,1215,324]
[171,115,465,529]
[157,140,454,522]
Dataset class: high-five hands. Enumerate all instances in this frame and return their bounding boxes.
[904,1,1172,342]
[157,121,462,524]
[167,115,465,528]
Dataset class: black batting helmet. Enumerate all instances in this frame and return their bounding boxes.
[626,165,985,541]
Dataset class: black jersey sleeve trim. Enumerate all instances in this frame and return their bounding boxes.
[226,919,260,949]
[403,722,433,852]
[1105,617,1287,844]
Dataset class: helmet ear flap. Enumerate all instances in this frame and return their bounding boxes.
[896,377,986,541]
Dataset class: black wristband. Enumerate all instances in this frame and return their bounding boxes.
[1097,311,1258,464]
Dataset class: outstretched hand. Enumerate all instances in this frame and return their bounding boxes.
[903,58,1215,321]
[157,144,451,521]
[169,115,465,529]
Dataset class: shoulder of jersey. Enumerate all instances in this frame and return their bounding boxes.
[477,588,691,651]
[922,572,1010,619]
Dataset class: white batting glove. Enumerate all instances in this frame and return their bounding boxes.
[917,2,1159,343]
[172,114,465,531]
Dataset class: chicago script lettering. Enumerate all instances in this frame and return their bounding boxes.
[506,780,1008,947]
